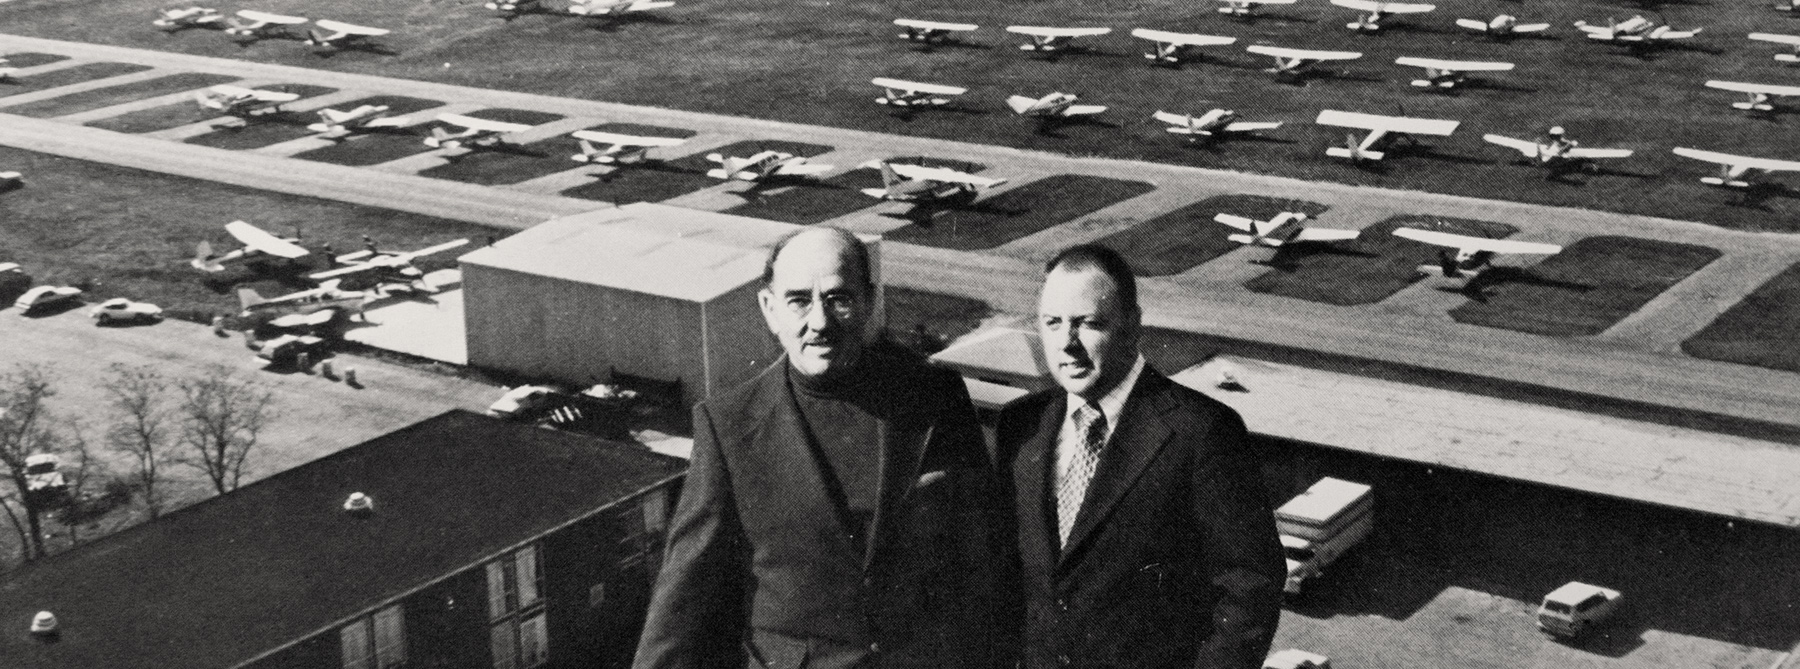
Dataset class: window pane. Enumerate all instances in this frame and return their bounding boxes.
[643,489,668,534]
[516,545,540,609]
[340,619,372,669]
[486,561,509,621]
[374,605,407,669]
[521,613,550,667]
[491,621,518,669]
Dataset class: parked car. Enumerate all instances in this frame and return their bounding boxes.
[254,334,328,368]
[14,285,82,313]
[89,297,164,324]
[487,385,564,419]
[1264,648,1331,669]
[1537,581,1623,639]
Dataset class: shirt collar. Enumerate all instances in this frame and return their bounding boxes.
[1064,354,1146,429]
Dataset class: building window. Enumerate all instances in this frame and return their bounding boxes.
[341,603,407,669]
[487,543,548,669]
[622,488,671,571]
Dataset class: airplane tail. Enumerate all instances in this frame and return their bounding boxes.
[573,139,599,162]
[237,287,267,310]
[876,161,901,189]
[425,127,453,148]
[306,28,327,46]
[191,242,224,272]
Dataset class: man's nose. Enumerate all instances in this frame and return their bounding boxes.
[804,295,833,331]
[1061,327,1083,354]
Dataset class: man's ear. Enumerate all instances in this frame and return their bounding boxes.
[756,288,781,334]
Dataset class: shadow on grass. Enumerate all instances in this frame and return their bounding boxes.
[1254,242,1380,271]
[1447,266,1594,303]
[1098,194,1333,277]
[1449,236,1719,336]
[312,42,401,58]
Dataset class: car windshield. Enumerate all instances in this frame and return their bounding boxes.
[1543,601,1572,614]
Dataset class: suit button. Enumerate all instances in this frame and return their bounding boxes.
[1057,655,1072,667]
[1055,598,1068,611]
[863,576,874,588]
[869,642,881,654]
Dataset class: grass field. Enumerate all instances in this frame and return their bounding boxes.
[0,52,68,69]
[1096,194,1332,276]
[1245,214,1517,305]
[1449,235,1720,337]
[6,0,1800,230]
[0,145,503,319]
[886,174,1155,250]
[0,61,149,97]
[85,84,340,133]
[1682,261,1800,374]
[2,71,237,117]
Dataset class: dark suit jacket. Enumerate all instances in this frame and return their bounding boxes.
[996,367,1284,669]
[633,343,1013,669]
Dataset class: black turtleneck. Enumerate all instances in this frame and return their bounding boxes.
[787,350,894,547]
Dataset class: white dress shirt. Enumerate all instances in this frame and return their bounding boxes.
[1055,354,1147,483]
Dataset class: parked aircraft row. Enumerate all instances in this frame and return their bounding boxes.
[188,220,470,325]
[152,7,389,50]
[483,0,674,20]
[1203,208,1561,285]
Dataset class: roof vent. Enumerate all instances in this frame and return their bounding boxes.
[343,492,375,516]
[30,611,57,635]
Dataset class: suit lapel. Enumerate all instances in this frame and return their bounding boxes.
[1060,371,1175,563]
[1014,393,1066,577]
[747,365,862,563]
[864,411,931,570]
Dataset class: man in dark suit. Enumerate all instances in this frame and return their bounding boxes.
[997,244,1285,669]
[633,228,1012,669]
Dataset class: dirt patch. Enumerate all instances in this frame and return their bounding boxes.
[885,174,1155,251]
[1095,194,1333,277]
[1682,261,1800,373]
[1450,236,1720,337]
[1245,215,1518,306]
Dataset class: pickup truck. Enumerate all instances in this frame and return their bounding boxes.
[1276,477,1373,597]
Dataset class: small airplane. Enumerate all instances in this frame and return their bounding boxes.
[1394,57,1514,90]
[425,113,532,152]
[1316,109,1459,162]
[192,220,309,272]
[894,18,978,44]
[224,10,308,40]
[569,130,687,164]
[1152,109,1282,142]
[310,237,470,292]
[704,151,834,181]
[857,160,1006,203]
[1574,15,1700,44]
[238,280,370,328]
[1483,129,1632,174]
[1331,0,1436,32]
[1455,15,1550,38]
[304,19,390,50]
[1217,0,1297,18]
[194,84,299,118]
[1005,26,1112,53]
[153,6,223,30]
[0,171,22,190]
[568,0,674,17]
[0,59,16,82]
[485,0,544,16]
[1392,227,1561,280]
[1706,80,1800,113]
[1130,29,1236,65]
[1671,147,1800,188]
[1749,32,1800,63]
[1006,91,1107,119]
[1245,45,1362,78]
[872,78,967,108]
[307,105,413,138]
[1214,211,1359,249]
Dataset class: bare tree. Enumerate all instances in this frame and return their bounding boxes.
[177,366,275,495]
[0,364,62,563]
[106,364,174,518]
[55,424,107,548]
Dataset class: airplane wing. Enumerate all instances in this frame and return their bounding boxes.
[314,19,389,36]
[400,239,472,260]
[1564,147,1633,159]
[1673,147,1800,172]
[1706,80,1800,97]
[1129,28,1236,47]
[886,163,1004,187]
[208,84,257,97]
[1574,23,1611,36]
[1006,95,1041,114]
[1317,109,1459,136]
[1482,134,1540,155]
[1212,213,1257,232]
[269,311,336,328]
[237,9,309,23]
[1005,26,1113,37]
[1395,57,1514,72]
[250,89,301,102]
[894,18,979,31]
[1247,45,1363,61]
[1222,121,1282,132]
[1393,227,1560,254]
[1454,18,1488,31]
[363,116,411,128]
[1655,28,1700,40]
[1329,0,1380,11]
[1152,110,1194,126]
[1748,32,1800,46]
[626,0,674,9]
[870,77,967,95]
[436,113,532,133]
[1381,2,1437,13]
[1292,228,1360,242]
[1063,105,1107,116]
[311,263,378,280]
[1512,23,1551,33]
[224,221,309,259]
[570,130,688,147]
[774,161,834,176]
[1245,0,1299,3]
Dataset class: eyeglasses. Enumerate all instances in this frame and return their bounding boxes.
[778,292,863,320]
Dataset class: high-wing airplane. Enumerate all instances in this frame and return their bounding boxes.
[0,171,22,191]
[239,280,369,327]
[153,7,223,30]
[1130,29,1236,65]
[1574,15,1700,44]
[894,19,979,43]
[705,151,834,181]
[1006,26,1112,52]
[1245,45,1363,78]
[192,220,310,273]
[1484,130,1632,174]
[1749,32,1800,63]
[1006,91,1107,119]
[872,78,967,108]
[1705,80,1800,112]
[568,0,674,17]
[307,105,413,138]
[194,84,299,118]
[304,19,390,49]
[569,130,687,164]
[1214,211,1359,249]
[1217,0,1296,18]
[311,238,469,292]
[1456,15,1550,38]
[857,160,1006,203]
[1672,147,1800,188]
[224,10,308,40]
[1394,57,1514,89]
[1152,109,1282,142]
[425,113,532,152]
[1393,227,1561,279]
[1331,0,1436,32]
[1316,109,1459,162]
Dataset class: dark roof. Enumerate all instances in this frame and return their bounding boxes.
[0,410,685,669]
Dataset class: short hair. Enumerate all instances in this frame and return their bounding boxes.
[761,227,874,291]
[1044,244,1139,315]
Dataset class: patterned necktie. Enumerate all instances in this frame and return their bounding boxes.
[1055,403,1107,547]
